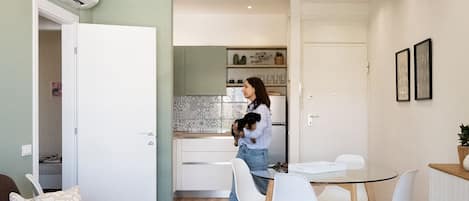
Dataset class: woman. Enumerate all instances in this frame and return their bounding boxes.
[229,77,272,201]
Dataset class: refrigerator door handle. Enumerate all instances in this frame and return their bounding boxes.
[272,123,286,126]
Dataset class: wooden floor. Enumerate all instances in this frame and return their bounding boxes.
[174,198,228,201]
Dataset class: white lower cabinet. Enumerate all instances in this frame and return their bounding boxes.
[175,138,238,191]
[181,164,233,190]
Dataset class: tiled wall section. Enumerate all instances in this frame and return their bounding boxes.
[173,88,248,133]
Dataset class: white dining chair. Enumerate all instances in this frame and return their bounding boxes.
[25,173,44,196]
[318,154,368,201]
[391,170,418,201]
[273,173,318,201]
[231,158,265,201]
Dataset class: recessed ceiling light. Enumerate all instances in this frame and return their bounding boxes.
[247,5,253,9]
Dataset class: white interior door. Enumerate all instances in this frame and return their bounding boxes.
[300,44,368,162]
[77,24,157,201]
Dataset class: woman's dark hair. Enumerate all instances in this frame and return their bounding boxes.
[246,77,270,109]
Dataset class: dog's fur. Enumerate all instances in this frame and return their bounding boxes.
[232,112,261,146]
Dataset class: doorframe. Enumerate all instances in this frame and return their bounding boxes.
[32,0,79,188]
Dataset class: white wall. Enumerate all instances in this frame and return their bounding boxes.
[173,14,288,46]
[368,0,469,201]
[296,1,369,162]
[39,31,62,156]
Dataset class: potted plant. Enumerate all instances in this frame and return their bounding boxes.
[457,124,469,168]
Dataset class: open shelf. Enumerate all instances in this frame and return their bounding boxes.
[227,64,287,68]
[226,84,287,87]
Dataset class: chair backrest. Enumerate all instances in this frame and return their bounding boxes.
[335,154,366,169]
[391,170,418,201]
[0,174,20,201]
[273,173,317,201]
[25,174,44,195]
[231,158,265,201]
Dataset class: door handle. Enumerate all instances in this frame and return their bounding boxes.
[138,132,154,137]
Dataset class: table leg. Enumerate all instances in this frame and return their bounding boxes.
[265,180,274,201]
[351,184,358,201]
[365,183,376,201]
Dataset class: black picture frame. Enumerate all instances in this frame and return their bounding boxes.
[395,48,410,102]
[414,38,432,100]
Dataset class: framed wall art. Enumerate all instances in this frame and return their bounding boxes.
[395,48,410,102]
[414,38,432,100]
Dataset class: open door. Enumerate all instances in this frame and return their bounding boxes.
[76,24,157,201]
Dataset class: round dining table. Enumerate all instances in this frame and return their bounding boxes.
[251,165,398,201]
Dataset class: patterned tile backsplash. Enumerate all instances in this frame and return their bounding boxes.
[173,88,248,133]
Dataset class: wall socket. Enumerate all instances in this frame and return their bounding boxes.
[21,144,32,157]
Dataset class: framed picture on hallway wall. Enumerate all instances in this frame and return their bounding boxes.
[395,48,410,101]
[50,81,62,97]
[414,38,432,100]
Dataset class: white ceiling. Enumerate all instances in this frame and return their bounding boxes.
[174,0,290,15]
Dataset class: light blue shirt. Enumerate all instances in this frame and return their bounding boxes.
[238,103,272,149]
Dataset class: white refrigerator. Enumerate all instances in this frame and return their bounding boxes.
[268,96,287,165]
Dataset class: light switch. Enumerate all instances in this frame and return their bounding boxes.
[307,114,314,126]
[21,144,32,157]
[307,114,320,127]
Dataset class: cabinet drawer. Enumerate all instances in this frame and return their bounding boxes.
[182,151,237,163]
[181,138,238,152]
[180,164,232,191]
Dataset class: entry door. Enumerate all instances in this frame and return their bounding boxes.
[300,44,368,162]
[77,24,157,201]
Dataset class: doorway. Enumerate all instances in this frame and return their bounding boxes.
[33,0,79,190]
[38,16,63,192]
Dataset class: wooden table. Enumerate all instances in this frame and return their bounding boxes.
[252,165,398,201]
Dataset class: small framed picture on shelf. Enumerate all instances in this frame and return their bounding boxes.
[414,38,432,100]
[395,48,410,102]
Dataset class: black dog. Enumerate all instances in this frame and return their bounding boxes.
[232,112,261,146]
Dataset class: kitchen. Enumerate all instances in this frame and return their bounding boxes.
[172,0,290,198]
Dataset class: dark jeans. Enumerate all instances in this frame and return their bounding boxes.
[229,145,269,201]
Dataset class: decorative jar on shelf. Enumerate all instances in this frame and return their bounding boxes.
[233,54,240,65]
[274,52,284,65]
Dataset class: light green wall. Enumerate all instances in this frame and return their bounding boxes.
[89,1,173,200]
[0,1,33,197]
[0,0,79,197]
[0,1,173,200]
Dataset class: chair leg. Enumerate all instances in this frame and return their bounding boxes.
[265,180,274,201]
